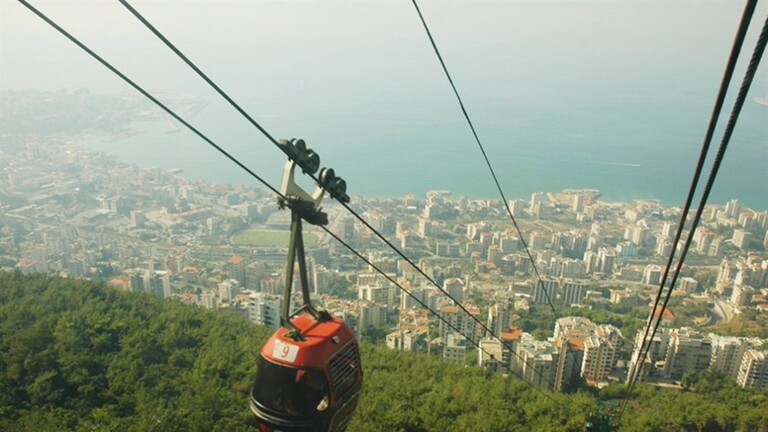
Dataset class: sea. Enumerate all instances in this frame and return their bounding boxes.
[47,2,764,211]
[81,85,767,211]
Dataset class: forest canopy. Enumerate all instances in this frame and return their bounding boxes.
[0,271,766,432]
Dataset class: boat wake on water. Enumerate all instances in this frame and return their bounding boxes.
[587,160,642,168]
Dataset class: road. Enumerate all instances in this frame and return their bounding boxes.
[710,298,736,325]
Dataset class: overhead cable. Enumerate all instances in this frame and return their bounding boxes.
[625,0,758,398]
[410,0,560,322]
[119,0,541,376]
[18,0,560,395]
[322,224,561,399]
[14,0,282,201]
[118,0,281,147]
[619,3,766,422]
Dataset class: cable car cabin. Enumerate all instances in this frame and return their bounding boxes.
[250,311,363,432]
[251,143,361,431]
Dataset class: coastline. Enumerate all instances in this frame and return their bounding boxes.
[73,131,767,213]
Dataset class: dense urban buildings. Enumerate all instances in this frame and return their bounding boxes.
[1,91,767,393]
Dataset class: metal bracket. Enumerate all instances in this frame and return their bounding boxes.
[277,138,338,338]
[279,157,326,210]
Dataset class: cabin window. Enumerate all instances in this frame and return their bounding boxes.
[252,356,329,418]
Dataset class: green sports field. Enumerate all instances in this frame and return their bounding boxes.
[231,229,320,248]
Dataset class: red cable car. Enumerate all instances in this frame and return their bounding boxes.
[250,141,362,432]
[250,313,362,432]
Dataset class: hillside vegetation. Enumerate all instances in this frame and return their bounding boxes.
[1,271,766,431]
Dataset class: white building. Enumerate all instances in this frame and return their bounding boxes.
[516,334,558,391]
[439,306,481,344]
[487,301,515,336]
[218,278,240,302]
[359,302,387,333]
[248,292,282,329]
[710,334,762,381]
[736,350,768,391]
[443,278,465,304]
[553,317,622,385]
[443,332,467,363]
[386,329,428,354]
[147,270,171,299]
[358,284,390,305]
[479,338,510,372]
[644,265,663,286]
[581,325,623,383]
[534,278,558,305]
[198,291,217,310]
[731,284,755,306]
[678,277,699,294]
[561,279,588,306]
[732,229,752,250]
[663,328,712,380]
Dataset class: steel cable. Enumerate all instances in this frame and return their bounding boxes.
[18,0,562,396]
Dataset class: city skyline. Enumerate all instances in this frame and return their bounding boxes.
[1,3,767,428]
[1,90,766,396]
[2,1,766,209]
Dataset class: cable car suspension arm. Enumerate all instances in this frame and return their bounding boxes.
[278,139,347,339]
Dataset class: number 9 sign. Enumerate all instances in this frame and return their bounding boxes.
[273,340,299,363]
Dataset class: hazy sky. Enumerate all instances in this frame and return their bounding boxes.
[2,1,766,207]
[2,1,766,94]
